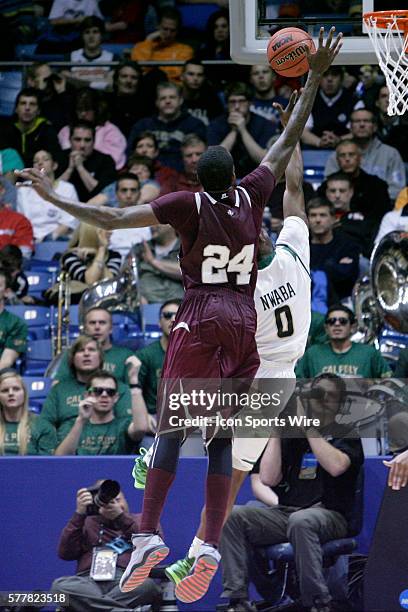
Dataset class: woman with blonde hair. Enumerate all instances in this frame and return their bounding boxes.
[0,371,57,455]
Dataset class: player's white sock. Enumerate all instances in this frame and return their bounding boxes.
[188,536,204,559]
[143,444,154,467]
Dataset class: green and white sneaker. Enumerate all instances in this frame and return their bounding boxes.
[132,448,148,489]
[165,556,194,585]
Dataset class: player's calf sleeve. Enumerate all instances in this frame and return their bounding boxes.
[140,433,182,533]
[205,437,232,546]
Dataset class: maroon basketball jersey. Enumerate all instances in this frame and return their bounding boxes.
[150,164,275,296]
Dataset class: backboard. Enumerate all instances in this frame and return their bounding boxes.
[229,0,406,66]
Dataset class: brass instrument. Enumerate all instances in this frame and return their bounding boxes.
[352,231,408,360]
[47,271,71,377]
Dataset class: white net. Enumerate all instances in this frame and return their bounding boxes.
[364,13,408,116]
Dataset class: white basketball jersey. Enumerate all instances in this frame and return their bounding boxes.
[255,216,311,365]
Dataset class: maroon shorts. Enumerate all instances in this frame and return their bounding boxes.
[157,286,260,435]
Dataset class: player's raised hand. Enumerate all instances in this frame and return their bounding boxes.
[383,449,408,490]
[305,27,343,76]
[273,90,299,128]
[15,168,56,203]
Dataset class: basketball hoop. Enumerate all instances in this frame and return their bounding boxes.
[363,10,408,116]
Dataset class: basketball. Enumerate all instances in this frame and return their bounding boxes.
[267,27,316,78]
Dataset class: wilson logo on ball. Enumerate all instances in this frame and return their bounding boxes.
[275,45,308,66]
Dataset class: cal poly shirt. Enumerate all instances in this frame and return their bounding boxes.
[136,339,165,414]
[3,416,57,455]
[41,378,131,442]
[0,309,27,356]
[255,216,311,366]
[72,418,132,455]
[55,344,135,384]
[296,342,393,378]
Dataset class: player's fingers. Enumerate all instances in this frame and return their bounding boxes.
[318,27,324,48]
[331,33,343,58]
[288,90,298,109]
[272,103,284,114]
[325,26,336,48]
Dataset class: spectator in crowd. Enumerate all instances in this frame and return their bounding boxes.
[55,370,147,455]
[58,88,127,171]
[60,224,122,303]
[220,373,364,612]
[57,121,117,201]
[55,307,136,385]
[93,173,151,259]
[107,61,150,138]
[100,0,149,44]
[127,82,206,172]
[308,198,360,301]
[0,269,27,370]
[353,64,382,110]
[0,182,33,258]
[207,82,275,179]
[249,64,288,130]
[172,134,205,193]
[129,131,179,195]
[0,246,30,304]
[296,304,392,378]
[138,224,183,304]
[266,171,315,222]
[136,300,181,440]
[0,371,56,455]
[63,17,116,90]
[302,66,354,149]
[2,88,61,166]
[17,149,78,243]
[374,85,408,162]
[196,8,246,88]
[51,480,162,610]
[395,347,408,378]
[89,158,159,207]
[180,60,224,127]
[375,203,408,244]
[41,335,131,443]
[27,64,76,132]
[325,171,376,257]
[48,0,103,29]
[131,7,193,84]
[321,139,391,225]
[126,156,160,203]
[325,109,406,200]
[307,310,328,348]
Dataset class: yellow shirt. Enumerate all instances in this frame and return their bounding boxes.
[131,39,193,83]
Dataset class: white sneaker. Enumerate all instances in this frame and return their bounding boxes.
[119,533,169,593]
[175,543,221,603]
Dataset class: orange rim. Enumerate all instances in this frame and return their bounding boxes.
[363,10,408,32]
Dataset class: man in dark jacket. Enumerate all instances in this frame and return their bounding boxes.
[127,82,206,172]
[51,481,162,611]
[1,88,61,165]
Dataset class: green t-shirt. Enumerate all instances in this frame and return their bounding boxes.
[74,417,132,455]
[3,415,57,455]
[136,340,165,414]
[296,342,393,379]
[307,311,328,348]
[41,378,131,442]
[0,310,27,356]
[54,344,135,384]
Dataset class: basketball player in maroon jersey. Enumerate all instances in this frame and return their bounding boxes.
[18,26,342,604]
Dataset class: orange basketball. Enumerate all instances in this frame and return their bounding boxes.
[267,27,316,78]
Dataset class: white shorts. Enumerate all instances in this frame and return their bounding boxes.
[232,362,295,472]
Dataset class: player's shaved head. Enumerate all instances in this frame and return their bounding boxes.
[197,145,234,193]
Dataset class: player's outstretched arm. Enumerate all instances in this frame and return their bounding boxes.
[15,168,160,230]
[261,27,343,182]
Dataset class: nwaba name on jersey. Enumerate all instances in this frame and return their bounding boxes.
[260,282,296,311]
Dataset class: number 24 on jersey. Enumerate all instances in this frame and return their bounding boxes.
[202,244,255,285]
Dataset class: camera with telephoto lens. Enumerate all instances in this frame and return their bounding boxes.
[86,480,121,515]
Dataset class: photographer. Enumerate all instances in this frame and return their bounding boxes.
[51,481,162,611]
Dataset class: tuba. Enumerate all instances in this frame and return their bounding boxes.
[78,244,141,326]
[352,231,408,359]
